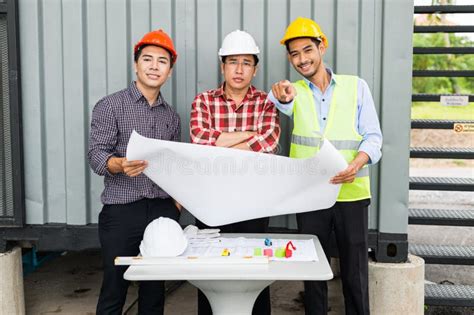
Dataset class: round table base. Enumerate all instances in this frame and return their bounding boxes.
[188,279,275,315]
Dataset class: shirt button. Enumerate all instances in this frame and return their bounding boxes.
[323,117,326,120]
[322,98,325,102]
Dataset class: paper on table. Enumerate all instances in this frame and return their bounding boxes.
[127,131,348,226]
[181,237,319,262]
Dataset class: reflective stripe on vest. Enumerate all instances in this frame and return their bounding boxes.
[290,75,371,201]
[291,135,360,150]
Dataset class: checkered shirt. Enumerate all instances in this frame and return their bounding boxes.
[88,82,181,205]
[190,84,280,152]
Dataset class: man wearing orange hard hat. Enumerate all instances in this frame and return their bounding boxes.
[269,17,382,314]
[88,29,181,315]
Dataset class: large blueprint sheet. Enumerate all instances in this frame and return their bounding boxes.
[127,131,347,226]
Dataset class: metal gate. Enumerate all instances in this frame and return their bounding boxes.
[0,0,23,228]
[409,3,474,307]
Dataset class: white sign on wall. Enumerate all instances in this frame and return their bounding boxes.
[440,95,469,106]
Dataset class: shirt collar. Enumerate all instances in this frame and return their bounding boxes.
[303,67,337,90]
[129,81,164,107]
[212,82,257,99]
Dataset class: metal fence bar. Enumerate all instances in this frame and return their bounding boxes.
[414,25,474,33]
[411,119,474,129]
[412,94,474,102]
[410,147,474,159]
[413,70,474,77]
[414,5,474,14]
[409,177,474,192]
[413,47,474,54]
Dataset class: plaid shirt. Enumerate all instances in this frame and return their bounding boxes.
[190,84,280,152]
[88,82,181,205]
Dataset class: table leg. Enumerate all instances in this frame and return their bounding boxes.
[188,280,274,315]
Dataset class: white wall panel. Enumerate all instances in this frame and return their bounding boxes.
[18,0,412,234]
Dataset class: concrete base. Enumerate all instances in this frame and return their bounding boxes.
[369,254,424,315]
[0,247,25,315]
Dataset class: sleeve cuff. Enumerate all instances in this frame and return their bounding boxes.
[267,91,294,116]
[209,129,222,146]
[94,151,115,176]
[358,146,378,165]
[247,135,272,153]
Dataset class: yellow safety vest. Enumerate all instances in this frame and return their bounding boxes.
[290,75,371,201]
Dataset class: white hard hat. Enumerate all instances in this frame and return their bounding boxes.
[139,217,188,257]
[218,30,260,57]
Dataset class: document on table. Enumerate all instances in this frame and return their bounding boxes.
[127,131,348,226]
[182,237,318,262]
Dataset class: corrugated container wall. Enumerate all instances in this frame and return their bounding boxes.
[18,0,413,234]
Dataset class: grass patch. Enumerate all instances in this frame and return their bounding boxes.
[411,102,474,120]
[452,160,467,167]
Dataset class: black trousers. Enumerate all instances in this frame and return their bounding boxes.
[96,198,180,315]
[297,199,370,315]
[196,217,271,315]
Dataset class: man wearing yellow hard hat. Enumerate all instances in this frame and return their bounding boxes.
[268,17,382,314]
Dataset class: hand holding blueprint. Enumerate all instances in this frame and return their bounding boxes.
[127,131,348,226]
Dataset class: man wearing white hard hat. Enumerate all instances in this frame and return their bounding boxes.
[190,30,280,315]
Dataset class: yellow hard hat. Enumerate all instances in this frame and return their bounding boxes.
[280,17,328,48]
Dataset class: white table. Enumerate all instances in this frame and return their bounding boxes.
[124,233,333,315]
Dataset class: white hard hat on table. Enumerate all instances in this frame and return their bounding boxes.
[140,217,188,257]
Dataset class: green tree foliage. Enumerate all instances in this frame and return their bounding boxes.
[412,34,474,95]
[411,0,473,120]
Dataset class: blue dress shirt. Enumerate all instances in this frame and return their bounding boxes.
[268,68,383,164]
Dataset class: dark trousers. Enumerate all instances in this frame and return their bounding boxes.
[96,198,180,315]
[297,199,370,315]
[196,217,271,315]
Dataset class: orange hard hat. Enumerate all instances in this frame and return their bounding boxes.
[134,29,178,65]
